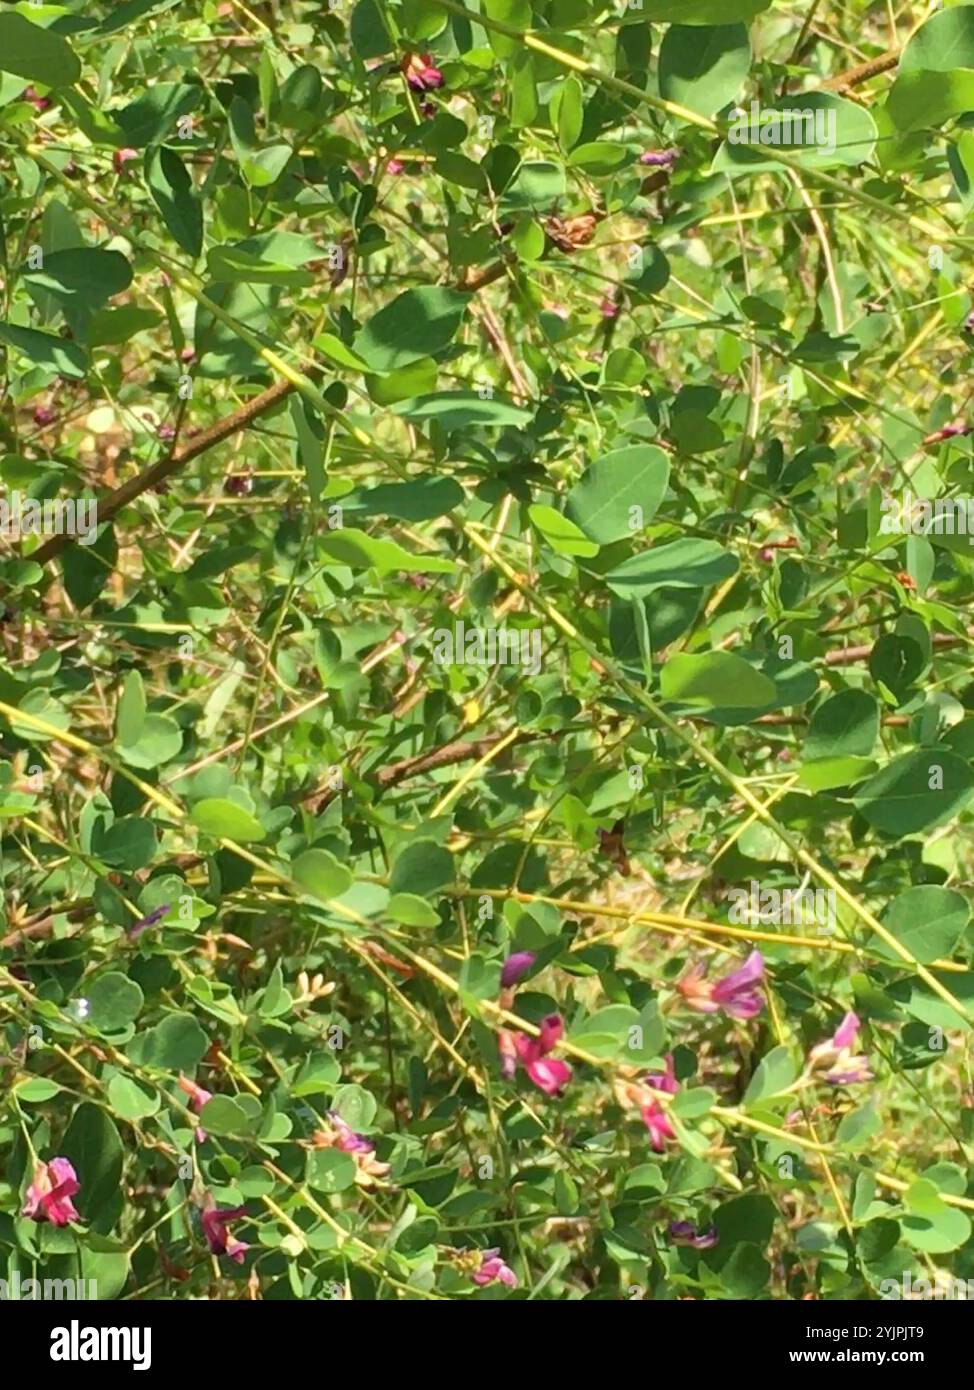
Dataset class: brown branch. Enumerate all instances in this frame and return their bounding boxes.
[825,633,967,666]
[821,50,899,94]
[30,377,297,567]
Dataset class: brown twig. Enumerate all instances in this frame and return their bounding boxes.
[821,50,899,94]
[30,377,297,566]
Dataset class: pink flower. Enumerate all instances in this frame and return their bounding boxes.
[669,1220,718,1250]
[328,1110,376,1155]
[471,1248,517,1287]
[641,1054,679,1152]
[22,1157,80,1227]
[178,1073,212,1142]
[113,147,140,175]
[639,148,679,168]
[386,158,404,175]
[599,298,619,319]
[402,53,443,91]
[642,1099,676,1151]
[22,87,51,112]
[678,950,765,1020]
[503,1013,572,1097]
[312,1114,391,1184]
[808,1011,873,1085]
[501,951,536,988]
[201,1198,249,1263]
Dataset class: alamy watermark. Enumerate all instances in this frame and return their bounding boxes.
[432,621,542,675]
[0,491,98,546]
[880,1271,974,1300]
[0,1272,98,1299]
[879,491,974,543]
[728,101,836,154]
[727,879,836,935]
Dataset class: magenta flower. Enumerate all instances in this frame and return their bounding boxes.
[129,902,171,940]
[22,1157,80,1227]
[113,147,140,174]
[32,405,56,427]
[808,1011,873,1085]
[501,951,536,988]
[313,1114,390,1184]
[201,1199,249,1263]
[22,86,51,112]
[678,950,765,1020]
[402,53,443,91]
[669,1220,718,1250]
[639,148,679,168]
[641,1054,679,1152]
[328,1111,376,1155]
[178,1073,212,1142]
[923,421,971,443]
[504,1014,572,1096]
[471,1248,517,1287]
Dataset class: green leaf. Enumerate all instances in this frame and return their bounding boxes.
[228,96,291,187]
[313,333,372,373]
[191,798,266,842]
[118,82,200,147]
[645,0,771,19]
[659,25,751,118]
[390,840,454,895]
[0,13,81,86]
[118,713,182,770]
[887,69,974,133]
[392,391,532,428]
[291,848,353,901]
[199,1095,252,1136]
[24,249,133,311]
[331,1082,377,1130]
[127,1012,208,1071]
[116,670,146,747]
[714,1193,776,1246]
[528,504,600,558]
[207,245,314,287]
[566,445,670,544]
[719,1243,770,1296]
[551,75,584,150]
[852,750,974,836]
[743,1046,798,1106]
[292,1052,341,1095]
[15,1077,63,1103]
[901,1179,972,1252]
[661,652,778,710]
[88,973,145,1031]
[146,146,203,259]
[388,892,441,927]
[354,287,470,371]
[713,93,877,172]
[93,817,158,871]
[568,142,631,175]
[901,6,974,72]
[876,886,970,965]
[805,688,880,761]
[107,1074,160,1121]
[605,538,739,596]
[61,1103,124,1232]
[318,527,456,575]
[0,322,88,379]
[307,1149,357,1193]
[834,1100,881,1149]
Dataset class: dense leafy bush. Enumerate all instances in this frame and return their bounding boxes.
[2,0,974,1304]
